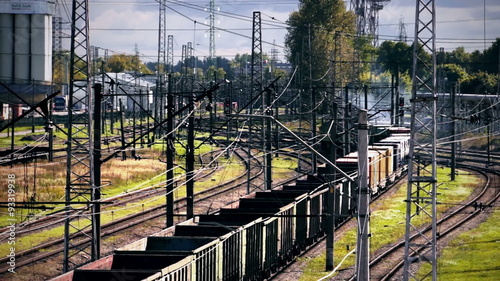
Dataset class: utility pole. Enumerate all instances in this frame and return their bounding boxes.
[92,83,102,260]
[391,72,395,125]
[186,93,195,219]
[166,74,174,227]
[226,81,232,159]
[403,1,438,280]
[265,88,272,191]
[355,109,370,281]
[395,63,401,126]
[326,102,338,271]
[344,86,351,155]
[311,87,317,173]
[451,83,456,180]
[119,99,126,160]
[364,84,368,110]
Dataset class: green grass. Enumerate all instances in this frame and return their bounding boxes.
[418,208,500,280]
[298,167,479,280]
[272,156,299,181]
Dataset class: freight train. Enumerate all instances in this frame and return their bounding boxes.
[52,132,410,281]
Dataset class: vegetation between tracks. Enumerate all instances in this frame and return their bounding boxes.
[298,167,481,280]
[419,204,500,280]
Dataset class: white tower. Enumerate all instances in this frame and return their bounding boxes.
[0,0,55,105]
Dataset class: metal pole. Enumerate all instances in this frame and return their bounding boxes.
[274,84,279,157]
[364,84,368,110]
[391,72,395,125]
[132,92,136,158]
[226,82,232,159]
[395,63,400,126]
[265,88,272,191]
[186,93,195,219]
[119,99,126,160]
[10,108,14,167]
[325,102,338,270]
[166,74,174,227]
[344,86,350,155]
[451,84,456,180]
[311,87,317,173]
[355,109,370,281]
[92,83,102,261]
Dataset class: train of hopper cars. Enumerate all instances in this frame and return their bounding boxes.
[51,131,410,281]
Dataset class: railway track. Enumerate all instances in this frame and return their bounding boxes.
[350,166,499,280]
[0,146,306,279]
[435,147,500,167]
[0,148,221,237]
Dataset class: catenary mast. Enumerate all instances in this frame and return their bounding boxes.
[403,0,438,280]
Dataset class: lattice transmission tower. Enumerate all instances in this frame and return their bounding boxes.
[208,0,217,67]
[64,0,99,272]
[403,0,438,280]
[398,17,408,42]
[167,35,174,73]
[156,0,167,136]
[350,0,390,46]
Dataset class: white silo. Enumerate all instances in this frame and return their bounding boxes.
[0,0,55,106]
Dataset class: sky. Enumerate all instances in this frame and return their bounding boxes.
[58,0,500,64]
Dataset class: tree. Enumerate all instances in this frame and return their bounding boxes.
[438,64,468,84]
[376,41,413,74]
[53,51,70,84]
[105,54,153,74]
[284,0,356,88]
[376,40,431,83]
[205,65,226,82]
[461,71,497,94]
[445,47,471,69]
[354,35,378,82]
[479,37,500,74]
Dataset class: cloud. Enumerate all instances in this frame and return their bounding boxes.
[80,0,499,64]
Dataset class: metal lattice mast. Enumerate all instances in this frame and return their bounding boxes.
[251,11,263,96]
[64,0,97,272]
[157,0,166,74]
[167,35,174,73]
[351,1,390,46]
[368,1,390,46]
[52,15,63,53]
[155,0,166,136]
[181,44,187,91]
[351,0,367,36]
[403,0,438,280]
[187,42,193,69]
[398,17,408,42]
[248,11,265,190]
[208,0,216,67]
